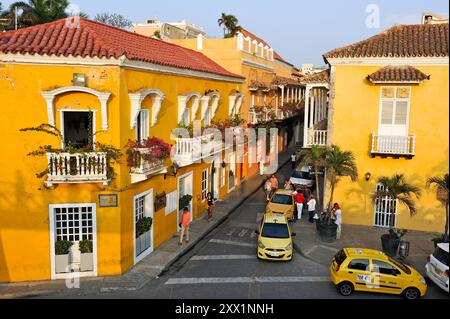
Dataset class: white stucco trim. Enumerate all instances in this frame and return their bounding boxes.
[128,89,165,129]
[228,93,244,116]
[178,92,202,124]
[242,59,275,72]
[326,57,449,66]
[41,86,111,130]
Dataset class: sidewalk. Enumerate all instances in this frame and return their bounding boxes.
[291,218,439,275]
[0,147,295,299]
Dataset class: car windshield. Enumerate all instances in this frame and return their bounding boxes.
[388,257,411,274]
[433,247,449,266]
[261,223,290,239]
[271,194,293,205]
[292,170,310,179]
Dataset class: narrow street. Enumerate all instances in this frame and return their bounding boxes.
[38,161,448,299]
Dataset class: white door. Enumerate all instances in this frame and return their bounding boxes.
[134,189,154,264]
[374,184,397,228]
[178,172,193,231]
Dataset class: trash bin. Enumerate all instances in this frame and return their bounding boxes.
[399,240,410,258]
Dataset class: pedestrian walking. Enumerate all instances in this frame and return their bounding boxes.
[259,161,265,175]
[179,207,191,245]
[269,175,279,198]
[333,203,342,239]
[284,179,293,191]
[291,154,297,170]
[307,196,317,223]
[264,178,272,201]
[295,189,304,220]
[206,192,215,222]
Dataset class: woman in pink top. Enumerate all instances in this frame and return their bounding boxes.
[179,207,191,245]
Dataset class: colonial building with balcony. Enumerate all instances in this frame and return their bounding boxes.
[321,21,448,232]
[0,18,244,282]
[168,27,304,183]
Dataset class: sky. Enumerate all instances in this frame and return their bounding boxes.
[2,0,448,66]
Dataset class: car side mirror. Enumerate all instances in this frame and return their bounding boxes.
[291,232,297,237]
[255,230,260,235]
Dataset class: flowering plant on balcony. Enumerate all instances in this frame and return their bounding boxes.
[126,137,172,168]
[209,114,245,136]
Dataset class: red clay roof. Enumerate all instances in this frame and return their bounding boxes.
[239,28,293,66]
[0,18,244,80]
[299,69,330,84]
[367,65,430,83]
[324,23,449,60]
[272,75,302,86]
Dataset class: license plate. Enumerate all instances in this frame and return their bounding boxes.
[271,253,279,257]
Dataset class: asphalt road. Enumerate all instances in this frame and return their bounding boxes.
[40,161,448,300]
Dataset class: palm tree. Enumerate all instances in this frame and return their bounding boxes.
[372,174,421,228]
[8,0,69,28]
[296,145,328,212]
[426,174,449,241]
[325,145,358,218]
[217,13,240,38]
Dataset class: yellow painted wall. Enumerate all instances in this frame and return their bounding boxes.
[330,65,449,232]
[0,61,241,282]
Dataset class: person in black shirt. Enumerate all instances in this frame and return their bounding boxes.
[206,192,215,222]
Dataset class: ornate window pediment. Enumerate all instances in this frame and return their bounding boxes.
[128,89,165,129]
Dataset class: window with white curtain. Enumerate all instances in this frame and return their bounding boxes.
[165,191,177,216]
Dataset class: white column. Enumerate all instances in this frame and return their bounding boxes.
[310,88,315,128]
[303,86,310,148]
[281,86,285,106]
[197,33,204,50]
[318,90,322,122]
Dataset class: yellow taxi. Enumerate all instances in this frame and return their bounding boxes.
[266,189,295,221]
[330,248,427,299]
[256,212,296,261]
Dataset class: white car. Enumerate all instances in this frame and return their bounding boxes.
[425,242,449,292]
[290,166,314,188]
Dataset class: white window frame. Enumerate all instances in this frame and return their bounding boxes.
[378,86,411,136]
[136,108,150,142]
[220,163,226,188]
[201,169,209,201]
[165,190,178,216]
[49,203,98,280]
[228,153,236,193]
[133,189,154,264]
[58,109,97,149]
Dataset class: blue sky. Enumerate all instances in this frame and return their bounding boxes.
[2,0,448,66]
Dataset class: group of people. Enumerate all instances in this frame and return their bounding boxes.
[264,173,343,239]
[179,192,216,245]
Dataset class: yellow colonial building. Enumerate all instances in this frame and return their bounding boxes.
[164,28,305,181]
[0,18,245,282]
[306,22,449,232]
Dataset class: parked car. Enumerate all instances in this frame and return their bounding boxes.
[425,242,449,293]
[256,212,296,261]
[330,248,427,299]
[266,189,295,221]
[290,166,315,189]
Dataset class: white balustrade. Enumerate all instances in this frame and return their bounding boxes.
[371,134,416,156]
[46,152,108,185]
[173,133,223,165]
[307,129,328,147]
[130,148,165,175]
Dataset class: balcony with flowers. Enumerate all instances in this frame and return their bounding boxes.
[126,137,171,184]
[277,100,304,120]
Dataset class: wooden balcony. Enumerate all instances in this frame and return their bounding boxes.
[371,134,416,158]
[46,152,109,187]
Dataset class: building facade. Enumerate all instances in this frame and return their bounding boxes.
[0,18,245,282]
[307,22,449,232]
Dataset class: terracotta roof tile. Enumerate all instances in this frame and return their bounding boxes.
[272,75,302,86]
[367,65,430,83]
[299,69,330,84]
[0,18,244,80]
[324,23,449,59]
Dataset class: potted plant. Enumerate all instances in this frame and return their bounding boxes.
[381,228,407,257]
[426,174,449,245]
[179,194,193,212]
[373,174,421,256]
[55,240,73,273]
[79,239,94,271]
[136,217,153,254]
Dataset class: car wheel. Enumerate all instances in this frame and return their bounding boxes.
[337,282,354,296]
[403,287,420,300]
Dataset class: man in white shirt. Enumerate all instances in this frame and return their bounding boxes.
[307,196,316,223]
[291,154,297,170]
